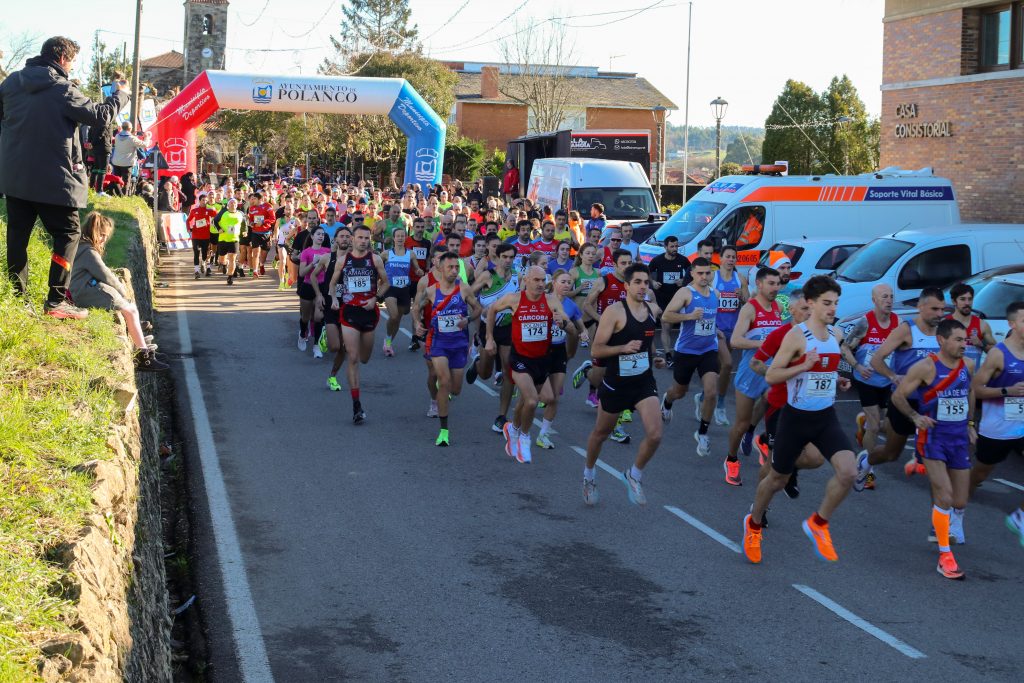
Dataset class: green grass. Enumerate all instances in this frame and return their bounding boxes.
[0,196,139,681]
[85,193,150,269]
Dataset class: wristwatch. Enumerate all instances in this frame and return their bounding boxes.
[1002,387,1009,397]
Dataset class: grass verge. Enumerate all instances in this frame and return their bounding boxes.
[0,194,145,681]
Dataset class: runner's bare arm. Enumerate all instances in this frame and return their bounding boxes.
[462,284,482,322]
[870,322,910,382]
[590,305,631,360]
[840,316,869,373]
[373,254,390,300]
[661,288,697,324]
[582,277,605,321]
[470,270,492,295]
[764,328,812,385]
[890,358,936,430]
[979,320,997,352]
[971,347,1018,398]
[729,303,759,349]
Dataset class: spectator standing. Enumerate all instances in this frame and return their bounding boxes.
[180,172,198,216]
[87,120,115,193]
[0,36,129,319]
[502,160,519,204]
[110,122,146,187]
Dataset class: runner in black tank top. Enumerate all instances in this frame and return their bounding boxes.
[582,263,666,508]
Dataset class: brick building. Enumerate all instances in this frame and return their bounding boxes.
[446,62,676,171]
[139,50,184,96]
[881,0,1023,222]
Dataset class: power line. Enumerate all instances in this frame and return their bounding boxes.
[422,1,474,42]
[279,1,338,39]
[235,0,272,28]
[562,0,671,29]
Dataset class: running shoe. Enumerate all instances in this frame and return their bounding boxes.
[579,339,589,348]
[936,551,965,580]
[756,434,770,466]
[277,278,286,291]
[950,509,965,545]
[353,409,366,425]
[535,432,555,449]
[1006,510,1024,548]
[226,276,234,285]
[318,329,328,353]
[426,400,439,418]
[194,270,201,280]
[466,354,479,384]
[621,409,633,423]
[660,393,673,423]
[502,421,518,459]
[435,428,450,447]
[853,450,870,492]
[492,415,507,433]
[326,376,341,391]
[383,338,395,357]
[571,360,593,390]
[582,479,599,506]
[864,471,876,490]
[802,516,838,562]
[517,432,532,464]
[742,514,762,564]
[313,345,324,359]
[855,411,866,447]
[297,335,308,352]
[740,430,754,458]
[621,469,646,506]
[694,431,711,457]
[409,337,421,351]
[724,459,742,486]
[585,390,600,409]
[784,470,800,499]
[493,371,503,387]
[610,425,630,444]
[714,407,730,426]
[205,266,212,277]
[904,457,927,477]
[693,392,703,421]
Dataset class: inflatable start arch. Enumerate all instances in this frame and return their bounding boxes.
[150,70,446,188]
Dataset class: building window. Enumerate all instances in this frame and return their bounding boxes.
[979,3,1023,70]
[202,14,214,35]
[527,106,587,134]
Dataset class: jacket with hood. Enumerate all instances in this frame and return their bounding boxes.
[111,128,147,167]
[0,56,129,208]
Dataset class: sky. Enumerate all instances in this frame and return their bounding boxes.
[0,0,884,127]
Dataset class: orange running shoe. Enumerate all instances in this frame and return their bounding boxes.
[743,514,762,563]
[756,434,770,466]
[937,551,964,580]
[802,516,839,562]
[724,459,742,486]
[903,456,927,477]
[855,412,866,447]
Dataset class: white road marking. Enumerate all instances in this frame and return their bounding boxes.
[994,478,1024,493]
[791,584,927,660]
[570,445,620,477]
[173,259,275,682]
[663,506,742,554]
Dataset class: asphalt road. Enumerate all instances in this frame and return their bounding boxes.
[157,250,1024,682]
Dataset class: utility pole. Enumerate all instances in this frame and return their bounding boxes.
[682,1,692,206]
[129,0,143,130]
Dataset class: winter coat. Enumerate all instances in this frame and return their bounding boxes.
[0,56,128,208]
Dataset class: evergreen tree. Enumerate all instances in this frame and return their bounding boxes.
[324,0,420,64]
[762,80,827,175]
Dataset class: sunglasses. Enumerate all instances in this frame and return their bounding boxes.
[610,238,622,242]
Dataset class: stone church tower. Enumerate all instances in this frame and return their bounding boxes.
[183,0,229,84]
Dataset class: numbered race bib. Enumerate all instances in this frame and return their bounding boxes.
[1005,396,1024,421]
[392,276,409,288]
[195,219,207,228]
[695,316,716,336]
[347,275,370,293]
[521,321,548,342]
[580,279,594,293]
[719,294,740,311]
[253,215,264,225]
[619,352,650,377]
[663,271,680,285]
[552,324,566,343]
[938,397,968,422]
[413,247,427,260]
[437,314,461,331]
[806,372,835,397]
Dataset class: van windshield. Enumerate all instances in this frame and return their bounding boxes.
[972,279,1024,320]
[835,238,913,283]
[649,200,726,245]
[572,188,658,220]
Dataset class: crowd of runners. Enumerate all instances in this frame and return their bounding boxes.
[185,174,1024,581]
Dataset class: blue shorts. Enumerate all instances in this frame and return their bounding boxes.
[733,362,769,400]
[917,432,971,470]
[429,343,469,369]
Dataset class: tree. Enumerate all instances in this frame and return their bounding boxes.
[482,149,506,178]
[0,28,39,82]
[219,110,295,161]
[718,162,744,178]
[83,36,133,101]
[323,0,419,66]
[724,132,763,165]
[762,79,828,175]
[444,136,485,181]
[822,75,874,174]
[497,18,581,133]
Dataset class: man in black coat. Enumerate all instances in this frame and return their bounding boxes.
[0,36,129,318]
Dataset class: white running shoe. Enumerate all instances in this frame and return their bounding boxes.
[583,479,599,506]
[714,407,730,426]
[660,393,673,423]
[621,469,646,506]
[1007,509,1024,548]
[694,431,711,457]
[535,432,555,449]
[426,400,439,418]
[312,345,323,359]
[853,450,870,492]
[517,432,532,463]
[297,335,308,351]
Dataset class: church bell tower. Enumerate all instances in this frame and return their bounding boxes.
[183,0,229,85]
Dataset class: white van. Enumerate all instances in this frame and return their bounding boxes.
[526,158,658,224]
[833,224,1024,318]
[637,167,959,267]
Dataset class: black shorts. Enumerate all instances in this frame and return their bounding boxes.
[341,304,380,332]
[599,376,658,415]
[216,241,238,256]
[297,282,318,301]
[386,285,411,309]
[249,232,271,250]
[509,350,549,387]
[887,398,919,437]
[772,405,852,475]
[492,323,512,347]
[764,405,781,449]
[672,350,720,387]
[853,379,891,409]
[975,434,1024,466]
[239,233,251,247]
[548,344,569,375]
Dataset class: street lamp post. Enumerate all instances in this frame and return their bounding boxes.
[652,104,667,210]
[837,115,852,174]
[710,96,728,179]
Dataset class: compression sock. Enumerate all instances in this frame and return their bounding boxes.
[351,388,360,403]
[811,512,829,527]
[932,505,952,553]
[440,415,448,429]
[313,320,325,343]
[699,419,710,435]
[299,319,307,337]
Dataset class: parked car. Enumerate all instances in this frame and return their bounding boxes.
[746,239,863,295]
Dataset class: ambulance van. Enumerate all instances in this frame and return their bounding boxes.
[637,167,960,266]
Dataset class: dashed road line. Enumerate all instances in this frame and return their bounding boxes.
[570,445,621,478]
[664,505,742,554]
[792,584,927,659]
[994,478,1024,493]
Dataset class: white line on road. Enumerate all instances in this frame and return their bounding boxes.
[570,445,620,477]
[174,260,276,682]
[994,478,1024,493]
[664,506,742,554]
[792,584,927,660]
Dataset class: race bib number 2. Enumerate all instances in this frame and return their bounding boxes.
[619,352,650,377]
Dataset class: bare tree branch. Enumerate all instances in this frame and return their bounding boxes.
[497,19,581,134]
[0,29,41,81]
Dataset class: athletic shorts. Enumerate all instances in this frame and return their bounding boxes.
[599,376,658,415]
[509,350,549,387]
[548,344,568,376]
[429,343,469,369]
[672,350,719,387]
[297,282,318,301]
[239,233,251,247]
[341,304,380,332]
[320,286,339,325]
[492,323,512,348]
[386,284,411,309]
[772,405,851,475]
[887,398,919,437]
[216,241,238,256]
[917,432,971,470]
[249,232,271,250]
[764,405,781,449]
[853,379,891,409]
[975,434,1024,466]
[733,362,768,400]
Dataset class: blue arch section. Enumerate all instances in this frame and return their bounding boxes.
[388,81,446,192]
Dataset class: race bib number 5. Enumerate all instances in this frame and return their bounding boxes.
[521,321,548,342]
[619,352,650,377]
[1005,396,1024,421]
